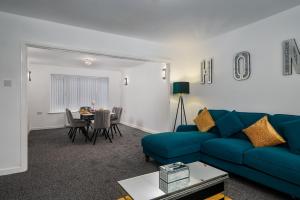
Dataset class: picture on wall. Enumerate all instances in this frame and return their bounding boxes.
[233,51,251,81]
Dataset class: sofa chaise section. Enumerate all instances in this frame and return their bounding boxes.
[142,131,217,164]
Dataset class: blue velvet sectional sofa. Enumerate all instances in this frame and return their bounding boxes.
[141,110,300,198]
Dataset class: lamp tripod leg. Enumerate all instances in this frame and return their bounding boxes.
[173,96,181,132]
[181,96,183,126]
[181,96,187,125]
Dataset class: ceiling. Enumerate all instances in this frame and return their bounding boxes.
[27,47,147,70]
[1,0,300,42]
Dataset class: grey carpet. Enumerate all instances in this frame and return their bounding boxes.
[0,125,292,200]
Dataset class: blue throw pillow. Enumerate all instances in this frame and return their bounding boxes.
[280,119,300,154]
[216,111,244,138]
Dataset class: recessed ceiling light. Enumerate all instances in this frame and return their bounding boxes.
[83,58,94,66]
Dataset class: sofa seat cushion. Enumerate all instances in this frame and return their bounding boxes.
[142,132,217,158]
[244,147,300,186]
[201,138,253,164]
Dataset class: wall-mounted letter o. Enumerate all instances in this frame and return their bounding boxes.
[234,51,251,81]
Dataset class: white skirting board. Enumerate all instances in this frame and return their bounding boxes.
[30,123,161,134]
[120,121,158,134]
[29,125,66,131]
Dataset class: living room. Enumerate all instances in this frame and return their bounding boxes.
[0,1,300,200]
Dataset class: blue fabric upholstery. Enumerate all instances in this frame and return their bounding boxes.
[216,111,244,138]
[142,131,217,158]
[201,138,253,164]
[244,147,300,186]
[201,154,300,198]
[142,149,202,165]
[230,112,267,140]
[236,112,267,128]
[280,119,300,154]
[141,109,300,197]
[176,125,198,132]
[202,109,229,134]
[269,114,300,136]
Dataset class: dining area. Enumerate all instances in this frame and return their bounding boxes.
[65,106,123,145]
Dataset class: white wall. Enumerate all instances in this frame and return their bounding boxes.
[3,3,300,176]
[28,65,122,130]
[121,63,171,133]
[0,11,168,175]
[169,5,300,125]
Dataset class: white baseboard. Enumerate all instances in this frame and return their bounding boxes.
[120,121,159,134]
[29,125,65,131]
[0,166,27,176]
[30,123,162,134]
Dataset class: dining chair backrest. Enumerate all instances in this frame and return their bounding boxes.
[94,110,111,129]
[112,107,123,123]
[66,109,75,127]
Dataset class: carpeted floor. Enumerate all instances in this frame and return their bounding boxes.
[0,125,293,200]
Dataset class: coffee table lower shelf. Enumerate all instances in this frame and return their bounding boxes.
[118,193,231,200]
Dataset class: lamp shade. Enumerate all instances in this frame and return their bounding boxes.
[173,82,190,94]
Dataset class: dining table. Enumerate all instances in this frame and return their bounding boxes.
[80,111,116,133]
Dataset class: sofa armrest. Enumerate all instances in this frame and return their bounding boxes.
[176,125,198,132]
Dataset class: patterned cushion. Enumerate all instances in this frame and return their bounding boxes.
[194,107,215,132]
[243,116,286,147]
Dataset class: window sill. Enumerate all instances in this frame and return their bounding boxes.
[48,111,79,114]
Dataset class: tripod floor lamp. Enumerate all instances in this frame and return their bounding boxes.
[173,81,190,132]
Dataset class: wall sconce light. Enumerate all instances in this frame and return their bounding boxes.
[162,63,168,80]
[28,71,32,82]
[124,77,128,86]
[162,67,167,80]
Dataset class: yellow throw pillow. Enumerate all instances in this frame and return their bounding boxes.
[193,108,216,132]
[243,116,286,147]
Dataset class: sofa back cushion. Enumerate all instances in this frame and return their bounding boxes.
[216,111,244,138]
[236,112,268,127]
[269,114,300,134]
[280,119,300,154]
[231,112,268,140]
[198,109,229,134]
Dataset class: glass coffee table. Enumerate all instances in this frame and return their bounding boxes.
[118,161,229,200]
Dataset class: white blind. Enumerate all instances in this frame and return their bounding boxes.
[50,74,109,112]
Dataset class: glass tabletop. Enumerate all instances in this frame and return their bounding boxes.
[118,162,228,200]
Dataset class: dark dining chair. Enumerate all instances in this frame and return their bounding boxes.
[111,107,123,137]
[66,109,89,143]
[79,106,94,132]
[91,110,112,145]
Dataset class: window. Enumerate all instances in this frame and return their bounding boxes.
[50,74,108,112]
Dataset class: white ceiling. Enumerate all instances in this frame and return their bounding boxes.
[27,47,147,70]
[1,0,300,42]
